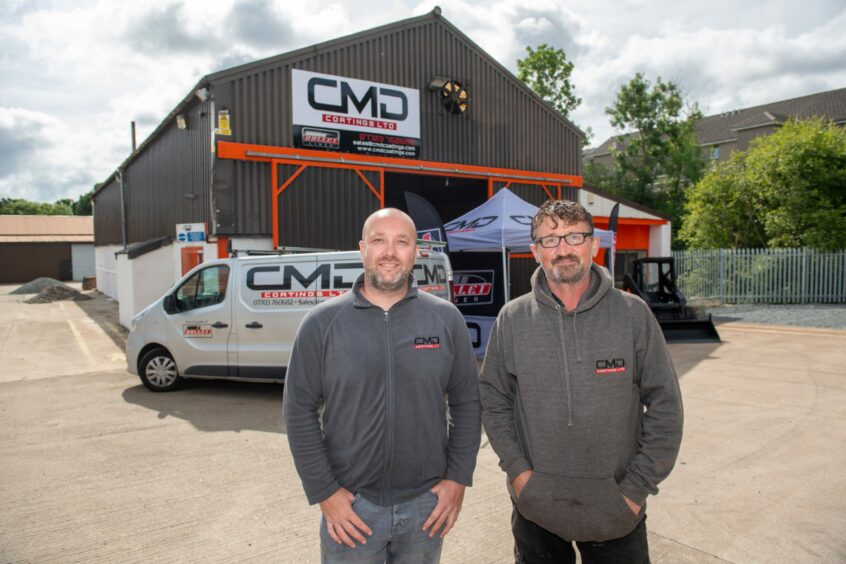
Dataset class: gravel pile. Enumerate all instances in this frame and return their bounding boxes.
[705,304,846,330]
[9,277,74,295]
[24,284,93,304]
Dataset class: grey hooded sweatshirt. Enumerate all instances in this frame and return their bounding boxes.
[480,264,683,542]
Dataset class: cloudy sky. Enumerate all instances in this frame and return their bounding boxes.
[2,0,845,203]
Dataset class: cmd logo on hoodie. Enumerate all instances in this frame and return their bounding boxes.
[595,358,626,374]
[414,336,441,349]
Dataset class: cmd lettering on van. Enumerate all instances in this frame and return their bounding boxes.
[247,263,361,291]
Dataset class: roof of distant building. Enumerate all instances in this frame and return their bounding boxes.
[0,215,94,243]
[587,87,846,156]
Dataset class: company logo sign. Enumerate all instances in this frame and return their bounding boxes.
[453,271,495,305]
[414,336,441,350]
[417,228,444,242]
[444,214,533,234]
[183,324,212,338]
[301,127,340,149]
[595,358,627,375]
[245,261,449,306]
[292,69,420,138]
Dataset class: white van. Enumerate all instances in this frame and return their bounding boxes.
[126,249,452,391]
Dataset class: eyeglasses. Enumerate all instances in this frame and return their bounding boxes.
[533,232,593,248]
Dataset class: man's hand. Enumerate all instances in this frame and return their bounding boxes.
[422,479,465,538]
[512,469,533,498]
[319,488,373,548]
[622,494,641,516]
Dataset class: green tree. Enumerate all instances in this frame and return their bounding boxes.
[517,44,581,120]
[681,119,846,249]
[601,73,707,226]
[72,188,95,215]
[0,198,66,215]
[0,195,86,216]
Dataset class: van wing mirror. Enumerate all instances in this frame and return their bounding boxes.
[163,294,176,314]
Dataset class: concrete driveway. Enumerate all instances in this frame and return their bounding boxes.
[1,286,844,563]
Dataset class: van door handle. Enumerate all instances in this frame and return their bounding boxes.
[245,322,263,329]
[212,322,228,328]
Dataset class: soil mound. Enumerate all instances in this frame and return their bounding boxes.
[24,285,93,304]
[10,277,73,295]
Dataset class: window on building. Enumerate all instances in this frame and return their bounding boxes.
[711,145,720,159]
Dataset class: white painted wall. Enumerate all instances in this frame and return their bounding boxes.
[118,244,176,328]
[650,223,672,257]
[228,237,274,253]
[71,244,95,280]
[95,245,121,299]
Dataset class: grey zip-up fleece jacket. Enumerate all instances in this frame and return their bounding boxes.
[480,264,683,542]
[283,274,481,507]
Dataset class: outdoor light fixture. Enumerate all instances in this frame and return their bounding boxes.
[428,77,470,115]
[176,114,187,130]
[194,87,209,102]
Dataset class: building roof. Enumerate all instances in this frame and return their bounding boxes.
[94,7,583,199]
[0,215,94,243]
[581,184,673,221]
[587,87,846,156]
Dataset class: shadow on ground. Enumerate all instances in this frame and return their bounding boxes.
[74,291,129,352]
[122,379,287,434]
[668,340,723,380]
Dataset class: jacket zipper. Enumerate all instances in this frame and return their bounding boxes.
[382,310,394,505]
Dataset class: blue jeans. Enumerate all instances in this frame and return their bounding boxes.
[320,490,443,563]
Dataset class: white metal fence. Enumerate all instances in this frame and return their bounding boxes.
[672,248,846,304]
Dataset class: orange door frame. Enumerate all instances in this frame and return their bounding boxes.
[217,141,583,249]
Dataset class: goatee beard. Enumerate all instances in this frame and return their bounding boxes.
[367,270,408,293]
[545,255,588,285]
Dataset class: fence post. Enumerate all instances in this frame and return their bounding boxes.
[802,247,809,304]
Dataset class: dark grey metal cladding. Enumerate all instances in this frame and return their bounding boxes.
[277,165,379,250]
[0,243,73,283]
[509,257,538,299]
[494,182,580,205]
[93,180,122,246]
[93,98,213,245]
[209,11,583,242]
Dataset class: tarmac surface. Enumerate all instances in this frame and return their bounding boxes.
[1,284,845,563]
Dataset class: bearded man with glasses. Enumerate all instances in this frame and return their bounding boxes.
[480,199,683,564]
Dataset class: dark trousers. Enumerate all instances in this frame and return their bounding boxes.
[512,504,650,564]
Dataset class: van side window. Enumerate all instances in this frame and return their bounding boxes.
[174,265,230,312]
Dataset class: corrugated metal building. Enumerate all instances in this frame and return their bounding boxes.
[0,215,95,283]
[92,8,669,326]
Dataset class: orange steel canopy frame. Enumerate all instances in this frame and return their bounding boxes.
[217,141,583,249]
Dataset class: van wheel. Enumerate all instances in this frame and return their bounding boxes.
[139,348,182,392]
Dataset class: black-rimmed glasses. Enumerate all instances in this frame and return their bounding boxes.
[533,232,593,247]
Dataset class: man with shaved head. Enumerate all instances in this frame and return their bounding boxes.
[284,208,481,563]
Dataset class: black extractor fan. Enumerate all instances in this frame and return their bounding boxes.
[430,78,470,115]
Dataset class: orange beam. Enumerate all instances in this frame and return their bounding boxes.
[218,141,583,187]
[594,217,667,226]
[355,169,381,203]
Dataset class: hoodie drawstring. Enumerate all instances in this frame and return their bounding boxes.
[573,308,582,363]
